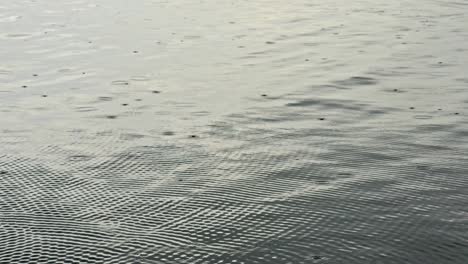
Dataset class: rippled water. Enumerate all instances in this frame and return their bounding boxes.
[1,0,468,263]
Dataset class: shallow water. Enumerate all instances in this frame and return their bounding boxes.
[1,0,468,263]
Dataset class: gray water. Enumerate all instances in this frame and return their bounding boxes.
[1,0,468,263]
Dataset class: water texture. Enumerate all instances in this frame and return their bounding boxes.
[1,0,468,263]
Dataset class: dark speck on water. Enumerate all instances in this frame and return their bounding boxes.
[111,80,129,85]
[122,103,128,106]
[42,95,48,97]
[152,90,160,94]
[106,115,117,119]
[410,107,415,109]
[189,135,198,138]
[22,85,27,88]
[135,99,142,101]
[318,118,325,121]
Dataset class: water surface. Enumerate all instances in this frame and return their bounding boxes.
[1,0,468,263]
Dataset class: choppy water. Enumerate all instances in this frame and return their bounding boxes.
[1,0,468,263]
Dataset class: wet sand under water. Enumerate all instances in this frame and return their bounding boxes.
[1,0,468,263]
